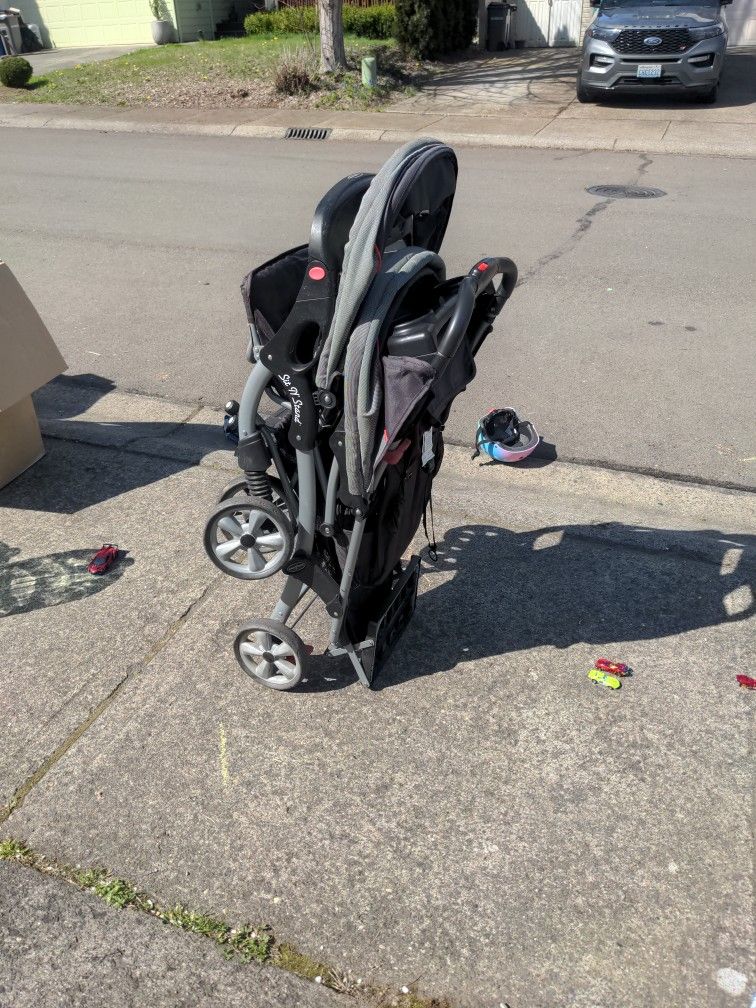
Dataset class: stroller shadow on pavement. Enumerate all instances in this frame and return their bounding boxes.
[0,541,133,618]
[7,377,752,693]
[314,521,752,693]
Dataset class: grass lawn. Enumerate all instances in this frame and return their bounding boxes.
[0,35,418,110]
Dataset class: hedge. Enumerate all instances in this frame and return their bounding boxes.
[395,0,475,58]
[343,3,395,38]
[244,4,395,39]
[0,56,33,88]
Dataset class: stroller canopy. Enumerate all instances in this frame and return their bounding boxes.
[316,138,458,389]
[316,139,459,497]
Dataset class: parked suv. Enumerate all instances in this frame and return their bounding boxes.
[577,0,729,103]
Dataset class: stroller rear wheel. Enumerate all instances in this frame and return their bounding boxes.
[233,619,307,691]
[203,496,293,580]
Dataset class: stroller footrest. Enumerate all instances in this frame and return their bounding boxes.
[359,556,421,686]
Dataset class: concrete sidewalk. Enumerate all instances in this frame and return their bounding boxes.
[1,85,754,158]
[1,379,754,1007]
[1,861,344,1008]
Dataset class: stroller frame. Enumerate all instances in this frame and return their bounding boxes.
[235,360,387,686]
[204,140,517,690]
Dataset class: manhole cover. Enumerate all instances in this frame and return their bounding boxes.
[586,184,666,199]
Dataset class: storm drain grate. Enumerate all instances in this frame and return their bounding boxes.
[285,126,332,141]
[586,184,666,199]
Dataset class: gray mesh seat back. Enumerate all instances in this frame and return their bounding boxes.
[343,248,445,498]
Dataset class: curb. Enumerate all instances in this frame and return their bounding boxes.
[37,409,755,571]
[33,382,756,520]
[2,104,754,158]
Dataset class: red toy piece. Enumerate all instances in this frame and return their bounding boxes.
[87,544,120,575]
[596,657,632,677]
[736,674,756,690]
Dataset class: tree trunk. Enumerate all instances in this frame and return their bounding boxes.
[318,0,347,72]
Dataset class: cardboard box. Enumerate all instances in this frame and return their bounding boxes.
[0,262,67,489]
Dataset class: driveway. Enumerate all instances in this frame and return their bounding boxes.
[27,44,150,75]
[390,45,756,126]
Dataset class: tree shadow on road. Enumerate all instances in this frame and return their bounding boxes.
[377,522,754,689]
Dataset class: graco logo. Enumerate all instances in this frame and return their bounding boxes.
[644,35,663,44]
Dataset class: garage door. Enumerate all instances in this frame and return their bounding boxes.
[16,0,157,47]
[515,0,583,46]
[726,0,756,46]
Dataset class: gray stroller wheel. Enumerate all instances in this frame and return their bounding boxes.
[233,619,307,691]
[203,496,293,580]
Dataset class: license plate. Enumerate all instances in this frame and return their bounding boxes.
[637,64,662,78]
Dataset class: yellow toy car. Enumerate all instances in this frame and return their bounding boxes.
[588,668,621,690]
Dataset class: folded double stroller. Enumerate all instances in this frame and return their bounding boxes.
[203,139,517,690]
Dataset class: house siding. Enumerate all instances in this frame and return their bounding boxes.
[13,0,236,47]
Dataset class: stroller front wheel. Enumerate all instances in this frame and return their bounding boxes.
[203,496,293,580]
[233,619,307,691]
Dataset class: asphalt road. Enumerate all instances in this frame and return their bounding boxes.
[2,128,754,487]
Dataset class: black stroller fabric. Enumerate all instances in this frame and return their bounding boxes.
[343,247,445,497]
[380,356,436,456]
[241,245,309,337]
[346,425,444,643]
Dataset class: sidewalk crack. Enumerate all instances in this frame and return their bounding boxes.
[118,403,206,449]
[0,840,451,1008]
[0,575,220,825]
[532,110,561,136]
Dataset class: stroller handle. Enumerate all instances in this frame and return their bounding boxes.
[432,257,518,370]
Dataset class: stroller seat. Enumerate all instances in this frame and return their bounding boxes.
[241,171,373,352]
[203,139,517,691]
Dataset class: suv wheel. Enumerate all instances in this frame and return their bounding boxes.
[576,76,599,104]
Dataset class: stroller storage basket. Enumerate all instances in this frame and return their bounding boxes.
[203,139,517,691]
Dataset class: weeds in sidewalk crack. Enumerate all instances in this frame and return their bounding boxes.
[0,838,451,1007]
[0,838,271,965]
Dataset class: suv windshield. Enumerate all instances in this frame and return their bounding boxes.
[600,0,719,6]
